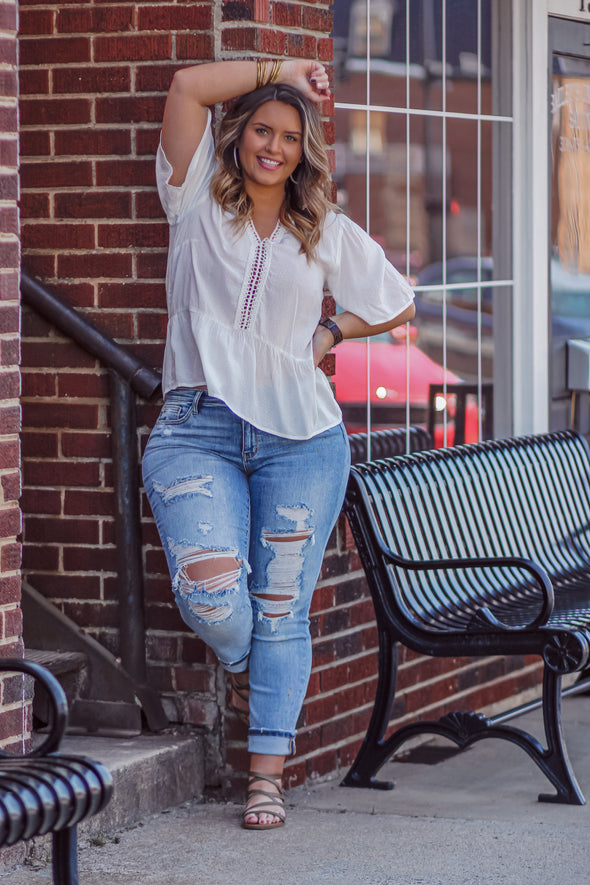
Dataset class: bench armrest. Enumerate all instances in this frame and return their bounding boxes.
[372,534,555,630]
[0,658,68,757]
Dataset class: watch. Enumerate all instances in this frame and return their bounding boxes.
[318,317,344,346]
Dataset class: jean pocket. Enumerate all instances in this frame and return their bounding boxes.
[156,391,197,425]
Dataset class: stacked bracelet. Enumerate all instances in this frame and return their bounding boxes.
[268,58,282,84]
[256,58,283,89]
[256,59,268,89]
[318,317,344,346]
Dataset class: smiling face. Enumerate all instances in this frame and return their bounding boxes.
[238,101,304,195]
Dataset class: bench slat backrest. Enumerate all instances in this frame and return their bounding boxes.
[348,426,433,465]
[347,430,590,633]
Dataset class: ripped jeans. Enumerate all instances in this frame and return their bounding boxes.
[142,389,350,756]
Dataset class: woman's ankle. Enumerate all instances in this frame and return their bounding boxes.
[248,752,286,779]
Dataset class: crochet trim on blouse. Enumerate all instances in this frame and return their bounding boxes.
[236,220,282,331]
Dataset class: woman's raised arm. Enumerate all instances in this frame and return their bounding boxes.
[161,59,331,186]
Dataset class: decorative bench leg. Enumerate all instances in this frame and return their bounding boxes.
[341,628,398,789]
[535,666,585,804]
[52,826,79,885]
[342,652,586,804]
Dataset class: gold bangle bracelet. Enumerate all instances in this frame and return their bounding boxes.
[268,59,283,85]
[256,58,282,89]
[256,58,268,90]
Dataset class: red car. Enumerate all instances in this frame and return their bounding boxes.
[333,325,481,447]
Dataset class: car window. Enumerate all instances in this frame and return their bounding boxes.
[416,260,494,313]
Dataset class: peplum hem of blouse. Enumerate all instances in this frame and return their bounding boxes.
[162,310,343,440]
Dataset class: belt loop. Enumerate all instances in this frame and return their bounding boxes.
[193,389,206,413]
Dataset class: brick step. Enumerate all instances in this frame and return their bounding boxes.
[22,582,167,735]
[24,647,142,736]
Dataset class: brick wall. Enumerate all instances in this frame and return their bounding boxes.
[17,0,542,795]
[1,0,23,701]
[1,0,26,869]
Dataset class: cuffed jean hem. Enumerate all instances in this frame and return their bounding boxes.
[222,652,250,674]
[248,729,296,757]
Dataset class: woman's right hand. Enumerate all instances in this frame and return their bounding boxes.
[278,60,331,104]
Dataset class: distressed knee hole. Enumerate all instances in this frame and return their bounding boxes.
[253,592,294,618]
[256,527,314,620]
[263,530,313,544]
[174,547,243,624]
[182,552,241,590]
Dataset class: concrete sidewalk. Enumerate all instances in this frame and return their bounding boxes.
[6,692,590,885]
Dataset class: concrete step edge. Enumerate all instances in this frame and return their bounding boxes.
[60,732,206,838]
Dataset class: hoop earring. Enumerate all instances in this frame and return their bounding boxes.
[289,166,301,184]
[233,144,240,170]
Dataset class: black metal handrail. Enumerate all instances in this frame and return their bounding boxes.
[20,269,162,400]
[20,268,167,731]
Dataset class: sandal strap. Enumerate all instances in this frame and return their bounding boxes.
[229,673,250,725]
[242,771,285,823]
[248,790,285,805]
[242,800,286,823]
[242,791,285,822]
[231,674,250,706]
[233,672,249,685]
[247,771,284,794]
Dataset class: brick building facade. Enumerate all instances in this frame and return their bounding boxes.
[0,0,23,725]
[1,0,25,870]
[2,0,543,806]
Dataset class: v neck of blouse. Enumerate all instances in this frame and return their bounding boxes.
[249,218,282,244]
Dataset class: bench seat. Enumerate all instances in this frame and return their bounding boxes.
[342,430,590,804]
[0,659,113,884]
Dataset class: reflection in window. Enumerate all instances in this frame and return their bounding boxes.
[349,0,395,59]
[551,67,590,274]
[349,110,387,154]
[549,52,590,428]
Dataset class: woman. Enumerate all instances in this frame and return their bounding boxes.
[142,57,415,830]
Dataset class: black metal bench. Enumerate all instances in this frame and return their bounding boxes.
[0,658,113,884]
[341,429,590,804]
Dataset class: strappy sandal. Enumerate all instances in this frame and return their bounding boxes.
[241,771,286,830]
[229,671,250,726]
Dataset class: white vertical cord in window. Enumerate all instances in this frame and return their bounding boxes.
[477,0,483,441]
[365,0,372,461]
[442,0,449,447]
[21,671,26,753]
[405,0,412,453]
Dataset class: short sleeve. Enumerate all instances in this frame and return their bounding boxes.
[320,213,414,325]
[156,109,216,225]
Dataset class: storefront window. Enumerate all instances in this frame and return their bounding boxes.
[333,0,513,450]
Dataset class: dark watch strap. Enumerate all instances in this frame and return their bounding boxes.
[318,317,344,346]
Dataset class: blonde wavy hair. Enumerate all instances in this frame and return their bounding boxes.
[210,84,333,260]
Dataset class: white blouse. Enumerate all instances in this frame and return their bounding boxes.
[156,109,414,440]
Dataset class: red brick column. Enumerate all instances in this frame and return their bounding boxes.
[0,0,23,689]
[1,0,26,869]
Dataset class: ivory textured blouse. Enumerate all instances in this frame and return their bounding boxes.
[156,110,414,440]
